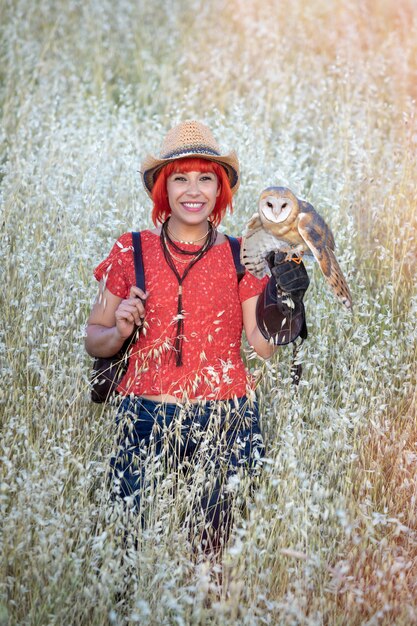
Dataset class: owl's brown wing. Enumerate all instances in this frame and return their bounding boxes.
[297,209,353,309]
[241,213,287,278]
[299,201,335,249]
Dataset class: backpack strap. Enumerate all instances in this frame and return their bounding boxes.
[132,232,243,288]
[131,231,146,292]
[225,235,245,284]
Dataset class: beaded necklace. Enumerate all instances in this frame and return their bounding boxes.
[167,224,210,245]
[166,248,194,264]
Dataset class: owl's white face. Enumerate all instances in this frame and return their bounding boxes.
[259,194,294,224]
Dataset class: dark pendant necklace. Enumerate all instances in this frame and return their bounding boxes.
[164,223,211,256]
[160,219,217,366]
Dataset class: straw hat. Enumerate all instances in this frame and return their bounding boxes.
[140,120,240,197]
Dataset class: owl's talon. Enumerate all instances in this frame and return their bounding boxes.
[285,252,303,264]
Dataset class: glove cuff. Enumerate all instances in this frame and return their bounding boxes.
[256,277,308,345]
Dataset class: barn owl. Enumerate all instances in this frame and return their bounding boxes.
[241,187,353,309]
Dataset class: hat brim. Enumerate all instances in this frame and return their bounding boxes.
[140,151,240,198]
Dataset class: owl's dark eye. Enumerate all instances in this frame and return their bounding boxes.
[266,201,273,208]
[282,202,288,209]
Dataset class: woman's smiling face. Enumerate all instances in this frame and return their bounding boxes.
[166,170,220,227]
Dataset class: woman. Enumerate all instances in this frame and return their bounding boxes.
[85,120,309,554]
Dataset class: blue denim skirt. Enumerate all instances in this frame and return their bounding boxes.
[110,395,264,503]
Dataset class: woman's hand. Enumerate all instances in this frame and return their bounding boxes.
[114,286,148,339]
[265,251,310,299]
[85,284,148,357]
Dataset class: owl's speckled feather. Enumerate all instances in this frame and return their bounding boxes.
[241,187,353,309]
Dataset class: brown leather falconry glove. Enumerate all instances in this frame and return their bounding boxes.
[256,251,309,345]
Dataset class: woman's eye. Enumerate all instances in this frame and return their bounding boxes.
[173,175,186,181]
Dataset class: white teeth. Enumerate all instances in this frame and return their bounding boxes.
[183,203,203,207]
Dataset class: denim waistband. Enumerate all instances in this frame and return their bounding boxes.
[118,395,258,420]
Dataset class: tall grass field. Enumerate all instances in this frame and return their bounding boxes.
[1,0,416,624]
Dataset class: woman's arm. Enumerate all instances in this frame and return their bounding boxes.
[85,284,147,357]
[242,295,277,359]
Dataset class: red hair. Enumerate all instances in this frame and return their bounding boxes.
[151,157,233,227]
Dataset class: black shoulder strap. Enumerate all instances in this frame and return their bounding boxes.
[131,231,145,292]
[225,235,246,283]
[132,232,242,288]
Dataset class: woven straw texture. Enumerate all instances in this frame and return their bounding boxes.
[160,120,221,157]
[140,120,240,197]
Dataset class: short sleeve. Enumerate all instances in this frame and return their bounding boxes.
[93,232,134,299]
[238,271,269,302]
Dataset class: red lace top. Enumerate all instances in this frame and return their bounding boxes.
[94,231,268,400]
